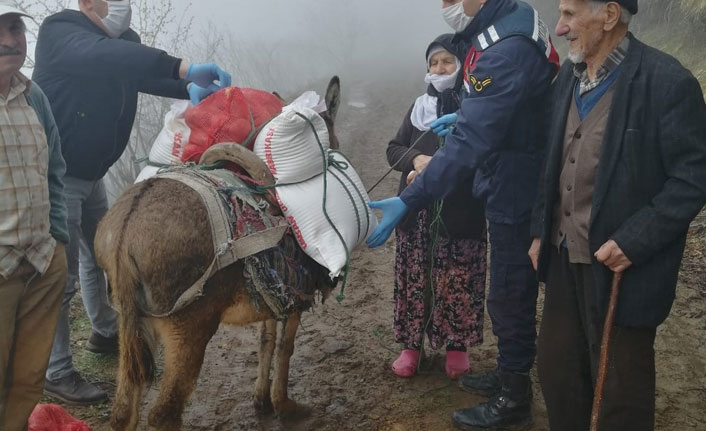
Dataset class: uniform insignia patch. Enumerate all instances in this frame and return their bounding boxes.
[469,75,492,93]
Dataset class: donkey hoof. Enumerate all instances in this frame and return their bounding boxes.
[148,405,182,430]
[254,395,273,413]
[275,399,310,419]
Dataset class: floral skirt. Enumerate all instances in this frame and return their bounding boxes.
[393,208,487,351]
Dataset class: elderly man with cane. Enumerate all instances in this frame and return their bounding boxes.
[529,0,706,429]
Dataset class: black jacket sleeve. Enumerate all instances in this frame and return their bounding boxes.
[38,16,182,82]
[611,71,706,265]
[530,79,560,239]
[138,78,190,99]
[530,159,548,238]
[386,105,423,173]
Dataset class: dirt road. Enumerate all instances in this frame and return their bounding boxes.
[74,80,706,431]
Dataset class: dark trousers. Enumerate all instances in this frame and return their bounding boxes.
[487,221,539,373]
[537,247,656,431]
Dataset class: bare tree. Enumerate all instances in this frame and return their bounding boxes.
[16,0,73,69]
[16,0,193,200]
[104,0,194,201]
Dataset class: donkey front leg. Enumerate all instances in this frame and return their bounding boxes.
[271,312,304,417]
[254,319,277,412]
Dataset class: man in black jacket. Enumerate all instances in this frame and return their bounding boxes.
[529,0,706,429]
[33,0,231,404]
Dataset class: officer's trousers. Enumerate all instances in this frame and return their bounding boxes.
[487,220,538,373]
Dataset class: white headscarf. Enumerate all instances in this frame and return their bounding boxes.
[410,48,461,131]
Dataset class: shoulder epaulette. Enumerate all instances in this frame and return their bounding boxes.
[472,1,555,62]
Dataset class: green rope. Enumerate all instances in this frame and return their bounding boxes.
[329,150,372,242]
[293,112,360,303]
[366,129,433,194]
[242,109,278,149]
[417,135,447,370]
[161,160,226,171]
[168,110,362,303]
[328,171,362,241]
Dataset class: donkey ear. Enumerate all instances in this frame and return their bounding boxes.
[324,76,341,123]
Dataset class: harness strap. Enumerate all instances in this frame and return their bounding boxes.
[140,169,287,317]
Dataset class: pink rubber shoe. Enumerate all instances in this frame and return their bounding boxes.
[392,349,420,377]
[445,350,470,379]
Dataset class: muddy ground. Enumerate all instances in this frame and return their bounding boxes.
[61,81,706,431]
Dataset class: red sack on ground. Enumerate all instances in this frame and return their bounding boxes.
[28,404,91,431]
[182,87,284,162]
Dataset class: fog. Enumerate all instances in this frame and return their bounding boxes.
[20,0,704,195]
[163,0,564,98]
[23,1,566,100]
[23,0,703,101]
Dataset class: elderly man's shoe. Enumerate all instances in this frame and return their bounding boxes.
[44,371,108,405]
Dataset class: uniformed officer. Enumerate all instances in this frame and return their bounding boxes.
[367,0,558,428]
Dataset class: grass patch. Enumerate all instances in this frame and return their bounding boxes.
[39,293,118,428]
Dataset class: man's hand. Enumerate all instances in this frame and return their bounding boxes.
[187,83,219,105]
[528,238,541,271]
[412,154,432,174]
[594,239,632,273]
[366,197,409,248]
[430,113,458,137]
[185,62,232,89]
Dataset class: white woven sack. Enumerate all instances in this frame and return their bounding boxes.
[134,165,160,183]
[253,106,330,184]
[148,100,191,165]
[274,150,378,278]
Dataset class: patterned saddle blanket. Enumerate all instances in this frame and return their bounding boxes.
[144,166,334,318]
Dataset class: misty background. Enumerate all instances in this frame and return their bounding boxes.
[18,0,706,198]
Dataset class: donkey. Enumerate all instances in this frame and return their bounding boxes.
[94,77,342,431]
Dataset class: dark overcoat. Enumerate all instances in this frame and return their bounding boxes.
[532,34,706,327]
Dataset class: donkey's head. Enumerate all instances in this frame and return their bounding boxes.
[319,76,341,150]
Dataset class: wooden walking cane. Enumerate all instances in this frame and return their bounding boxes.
[589,271,624,431]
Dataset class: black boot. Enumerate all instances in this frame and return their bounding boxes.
[459,368,502,396]
[452,371,532,430]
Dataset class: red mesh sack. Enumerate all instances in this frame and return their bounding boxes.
[28,404,91,431]
[182,87,284,162]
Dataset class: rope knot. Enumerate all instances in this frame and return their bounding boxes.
[327,154,349,170]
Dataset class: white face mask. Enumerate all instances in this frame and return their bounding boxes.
[424,59,461,92]
[100,0,132,38]
[442,2,474,33]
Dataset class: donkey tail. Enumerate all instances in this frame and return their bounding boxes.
[113,243,155,387]
[101,181,156,387]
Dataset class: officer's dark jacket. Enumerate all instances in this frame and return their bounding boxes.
[387,34,485,240]
[532,35,706,327]
[33,10,189,181]
[400,0,556,225]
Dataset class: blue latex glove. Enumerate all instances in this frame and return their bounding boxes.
[186,63,232,89]
[366,197,409,248]
[430,113,458,137]
[187,83,220,105]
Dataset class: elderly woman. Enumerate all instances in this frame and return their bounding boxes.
[386,34,487,379]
